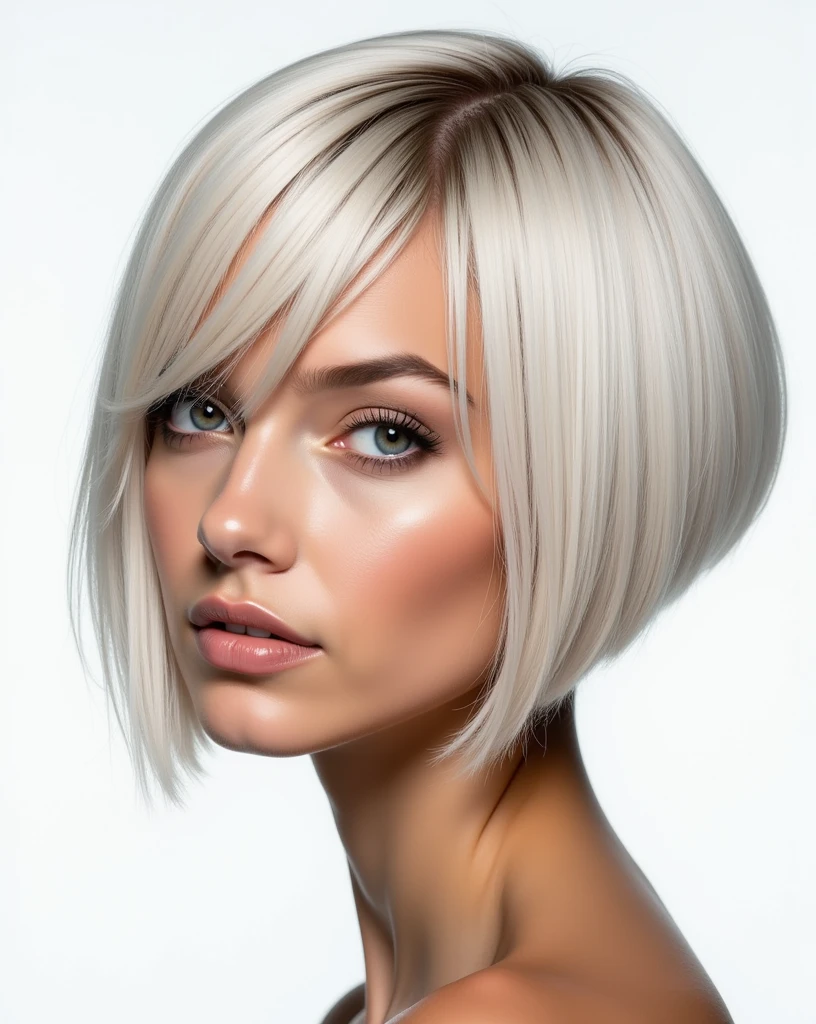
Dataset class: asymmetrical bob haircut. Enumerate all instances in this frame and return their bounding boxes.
[68,28,787,806]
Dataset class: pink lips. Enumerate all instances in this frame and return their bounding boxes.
[189,595,323,676]
[189,595,318,647]
[193,628,323,676]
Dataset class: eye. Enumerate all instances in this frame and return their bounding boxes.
[149,390,237,449]
[148,391,443,475]
[171,395,231,433]
[336,407,443,476]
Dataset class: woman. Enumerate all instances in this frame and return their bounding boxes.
[68,28,786,1024]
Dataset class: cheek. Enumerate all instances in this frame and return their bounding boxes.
[143,458,198,602]
[333,494,503,680]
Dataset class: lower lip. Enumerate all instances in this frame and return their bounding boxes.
[194,627,323,676]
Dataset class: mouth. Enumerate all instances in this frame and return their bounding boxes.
[193,622,324,675]
[200,622,295,642]
[188,596,319,648]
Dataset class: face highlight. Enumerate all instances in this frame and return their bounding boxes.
[143,213,505,758]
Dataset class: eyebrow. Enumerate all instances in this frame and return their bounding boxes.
[287,353,475,408]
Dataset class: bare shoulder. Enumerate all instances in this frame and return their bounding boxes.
[391,965,734,1024]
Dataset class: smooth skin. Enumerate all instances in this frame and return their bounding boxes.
[144,210,733,1024]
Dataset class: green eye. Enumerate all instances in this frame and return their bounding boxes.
[150,388,238,449]
[176,396,230,433]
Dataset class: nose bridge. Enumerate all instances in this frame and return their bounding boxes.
[197,424,301,568]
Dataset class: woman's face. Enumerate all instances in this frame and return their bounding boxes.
[143,212,504,757]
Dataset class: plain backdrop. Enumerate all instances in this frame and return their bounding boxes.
[1,1,814,1022]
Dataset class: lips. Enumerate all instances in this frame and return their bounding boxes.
[188,595,319,648]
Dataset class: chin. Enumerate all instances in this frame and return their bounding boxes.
[193,681,327,758]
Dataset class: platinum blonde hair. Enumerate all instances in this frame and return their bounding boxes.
[67,28,788,805]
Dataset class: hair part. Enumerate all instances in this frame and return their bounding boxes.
[67,28,787,805]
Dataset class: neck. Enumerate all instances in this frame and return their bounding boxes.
[311,692,584,1024]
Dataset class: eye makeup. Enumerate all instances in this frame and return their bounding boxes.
[333,406,443,475]
[146,386,444,476]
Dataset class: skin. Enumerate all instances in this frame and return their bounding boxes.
[144,210,733,1024]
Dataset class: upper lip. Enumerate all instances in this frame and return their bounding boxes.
[188,595,319,647]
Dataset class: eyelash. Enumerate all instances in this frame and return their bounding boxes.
[149,390,443,476]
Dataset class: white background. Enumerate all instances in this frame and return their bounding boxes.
[1,1,814,1022]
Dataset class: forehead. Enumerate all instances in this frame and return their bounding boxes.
[225,211,485,406]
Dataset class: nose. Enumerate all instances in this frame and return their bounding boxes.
[196,434,299,573]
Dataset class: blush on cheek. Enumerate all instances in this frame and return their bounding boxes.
[343,509,503,686]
